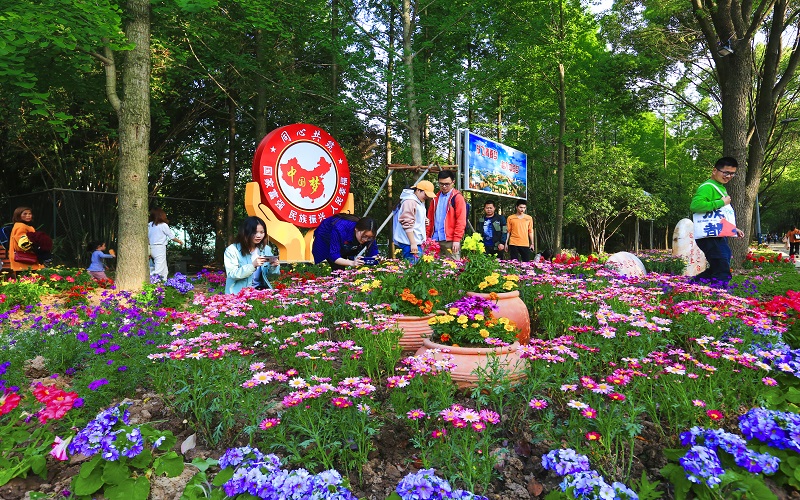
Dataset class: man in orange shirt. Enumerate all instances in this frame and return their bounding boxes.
[787,226,800,256]
[505,199,534,262]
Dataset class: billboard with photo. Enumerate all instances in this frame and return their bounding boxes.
[462,130,527,199]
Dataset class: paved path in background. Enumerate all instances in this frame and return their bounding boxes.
[766,243,800,270]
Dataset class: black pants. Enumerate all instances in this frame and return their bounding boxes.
[790,242,799,256]
[693,237,731,285]
[509,245,533,262]
[486,248,506,260]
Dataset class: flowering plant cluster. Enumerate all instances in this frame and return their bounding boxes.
[541,449,639,499]
[393,468,488,500]
[456,233,518,293]
[216,446,357,499]
[165,272,195,294]
[739,407,800,453]
[0,377,83,486]
[427,294,519,347]
[354,245,454,316]
[68,403,183,497]
[676,426,779,487]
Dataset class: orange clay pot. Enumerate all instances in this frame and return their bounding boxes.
[415,338,527,389]
[466,290,530,345]
[393,314,434,352]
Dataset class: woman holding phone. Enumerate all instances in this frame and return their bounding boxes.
[224,216,280,294]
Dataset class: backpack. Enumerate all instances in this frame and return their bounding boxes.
[0,223,13,250]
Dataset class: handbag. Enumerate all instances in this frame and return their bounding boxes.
[14,250,38,265]
[692,182,737,239]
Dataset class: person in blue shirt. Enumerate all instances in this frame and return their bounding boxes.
[477,199,507,258]
[312,214,378,270]
[86,241,115,281]
[224,216,280,294]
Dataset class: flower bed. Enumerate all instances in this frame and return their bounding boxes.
[0,256,799,499]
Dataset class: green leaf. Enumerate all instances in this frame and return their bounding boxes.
[212,467,234,486]
[180,471,208,500]
[73,463,104,496]
[106,477,151,500]
[102,461,130,485]
[386,493,402,500]
[129,449,153,469]
[29,455,47,477]
[190,457,219,472]
[154,451,184,477]
[78,456,102,479]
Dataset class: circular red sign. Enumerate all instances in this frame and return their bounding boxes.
[251,124,351,228]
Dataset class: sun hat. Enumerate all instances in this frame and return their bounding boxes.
[413,180,436,199]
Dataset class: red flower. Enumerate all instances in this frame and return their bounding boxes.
[706,409,724,420]
[0,391,21,416]
[586,431,602,441]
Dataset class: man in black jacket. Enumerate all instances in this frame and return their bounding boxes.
[477,200,507,258]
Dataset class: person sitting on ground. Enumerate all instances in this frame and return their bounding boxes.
[86,241,116,281]
[10,206,44,272]
[224,216,280,294]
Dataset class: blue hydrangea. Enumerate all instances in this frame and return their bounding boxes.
[395,469,487,500]
[219,447,356,500]
[739,407,800,454]
[67,403,167,462]
[165,273,194,294]
[542,449,592,476]
[677,425,780,486]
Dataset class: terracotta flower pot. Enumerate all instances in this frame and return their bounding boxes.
[415,338,527,389]
[466,290,530,345]
[393,314,434,352]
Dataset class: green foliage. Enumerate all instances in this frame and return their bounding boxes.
[151,355,276,446]
[0,281,43,311]
[637,250,687,275]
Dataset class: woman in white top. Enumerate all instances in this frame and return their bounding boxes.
[224,216,280,294]
[148,208,183,278]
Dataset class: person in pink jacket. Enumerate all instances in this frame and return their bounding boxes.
[426,170,467,258]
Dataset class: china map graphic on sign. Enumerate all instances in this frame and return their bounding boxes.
[279,156,332,201]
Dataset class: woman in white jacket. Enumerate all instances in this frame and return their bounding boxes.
[224,216,280,294]
[392,180,435,262]
[148,208,183,278]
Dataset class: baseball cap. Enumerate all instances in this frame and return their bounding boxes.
[413,180,436,199]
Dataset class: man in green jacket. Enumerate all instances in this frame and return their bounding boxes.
[690,157,744,285]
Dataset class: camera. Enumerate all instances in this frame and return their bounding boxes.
[362,257,378,266]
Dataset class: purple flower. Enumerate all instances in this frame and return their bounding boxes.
[88,378,109,391]
[76,332,89,342]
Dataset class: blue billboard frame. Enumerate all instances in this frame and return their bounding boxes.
[461,130,527,200]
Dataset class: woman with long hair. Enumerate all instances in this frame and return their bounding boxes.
[9,206,44,272]
[148,208,183,278]
[224,216,280,294]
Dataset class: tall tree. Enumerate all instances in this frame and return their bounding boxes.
[607,0,800,264]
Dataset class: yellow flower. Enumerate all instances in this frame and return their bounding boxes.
[498,317,509,325]
[475,314,484,321]
[502,281,516,291]
[480,329,490,338]
[449,307,459,315]
[428,317,438,325]
[471,323,480,328]
[422,254,434,263]
[457,315,469,324]
[504,324,516,332]
[503,274,520,281]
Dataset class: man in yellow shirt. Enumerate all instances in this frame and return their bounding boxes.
[505,199,534,262]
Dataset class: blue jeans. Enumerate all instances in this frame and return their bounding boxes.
[395,243,419,263]
[693,237,732,285]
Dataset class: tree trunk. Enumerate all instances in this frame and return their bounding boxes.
[226,96,236,243]
[255,29,267,142]
[555,62,566,254]
[401,0,422,166]
[115,0,151,291]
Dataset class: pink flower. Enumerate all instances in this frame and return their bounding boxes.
[528,399,548,410]
[431,428,446,439]
[259,418,281,430]
[692,399,706,407]
[762,377,777,386]
[706,410,724,421]
[407,409,426,420]
[581,408,598,419]
[608,392,626,402]
[50,436,71,461]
